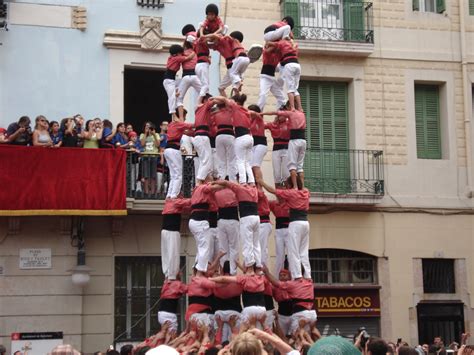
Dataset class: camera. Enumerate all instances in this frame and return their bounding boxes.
[358,327,370,348]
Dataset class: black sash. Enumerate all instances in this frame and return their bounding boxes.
[242,291,265,308]
[261,64,276,76]
[182,69,196,76]
[164,69,177,80]
[235,126,250,137]
[218,206,239,220]
[289,209,308,222]
[162,214,182,231]
[158,298,179,313]
[253,136,267,146]
[239,201,258,217]
[276,217,290,229]
[265,294,274,310]
[290,129,305,140]
[215,295,242,312]
[278,300,293,316]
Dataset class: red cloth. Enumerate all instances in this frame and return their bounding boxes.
[163,198,191,215]
[0,145,126,215]
[237,274,265,292]
[266,120,290,141]
[251,115,266,137]
[182,48,197,70]
[276,40,298,62]
[167,121,194,142]
[167,55,186,71]
[161,280,188,299]
[262,49,280,68]
[215,36,235,67]
[269,199,289,218]
[190,184,213,207]
[275,188,310,211]
[277,110,306,130]
[213,188,238,208]
[194,101,212,128]
[227,183,258,203]
[258,190,270,216]
[194,37,210,63]
[202,16,224,34]
[212,105,234,129]
[214,282,243,298]
[230,102,251,129]
[280,278,314,310]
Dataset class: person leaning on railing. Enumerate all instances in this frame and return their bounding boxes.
[32,115,53,147]
[112,122,134,149]
[82,118,104,149]
[6,115,32,146]
[140,121,161,196]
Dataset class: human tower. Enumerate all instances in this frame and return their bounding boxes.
[158,3,315,340]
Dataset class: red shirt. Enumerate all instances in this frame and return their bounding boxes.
[186,276,216,320]
[269,199,289,218]
[194,36,210,63]
[228,183,258,203]
[215,36,235,66]
[214,282,243,299]
[212,106,234,128]
[191,183,213,207]
[266,120,290,141]
[236,274,265,293]
[202,16,224,34]
[231,40,246,57]
[272,284,290,302]
[264,277,273,296]
[230,102,251,129]
[277,40,298,63]
[213,188,238,208]
[160,280,187,299]
[167,121,194,143]
[275,188,310,211]
[209,195,218,212]
[277,110,306,130]
[251,115,266,137]
[182,48,197,70]
[209,117,217,138]
[195,101,212,129]
[273,20,287,28]
[163,198,191,215]
[262,49,280,68]
[258,190,270,217]
[166,55,186,72]
[280,278,314,310]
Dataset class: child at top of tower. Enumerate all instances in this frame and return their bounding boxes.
[199,3,227,38]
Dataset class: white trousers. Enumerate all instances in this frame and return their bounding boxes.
[234,134,255,184]
[290,310,317,334]
[164,148,183,198]
[259,222,273,266]
[195,62,210,97]
[278,314,292,336]
[190,313,214,328]
[189,219,210,272]
[288,220,311,279]
[241,306,266,324]
[240,215,261,267]
[251,144,268,168]
[193,135,213,181]
[211,147,218,177]
[163,78,177,114]
[263,25,291,42]
[258,74,286,111]
[214,310,240,343]
[219,56,250,90]
[217,218,240,275]
[216,134,237,181]
[177,75,201,107]
[288,139,306,173]
[161,229,180,280]
[274,227,289,275]
[208,227,219,263]
[265,310,276,329]
[272,149,290,184]
[282,62,301,95]
[158,311,178,332]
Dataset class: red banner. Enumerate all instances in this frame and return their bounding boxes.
[0,145,127,216]
[315,287,381,317]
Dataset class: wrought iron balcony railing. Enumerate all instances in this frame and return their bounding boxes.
[304,149,384,195]
[126,152,196,200]
[282,0,374,43]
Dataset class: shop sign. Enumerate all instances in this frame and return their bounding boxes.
[315,288,381,317]
[11,332,63,354]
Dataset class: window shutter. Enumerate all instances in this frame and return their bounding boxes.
[343,0,365,42]
[436,0,446,13]
[413,0,420,11]
[415,85,442,159]
[283,0,301,37]
[469,0,474,15]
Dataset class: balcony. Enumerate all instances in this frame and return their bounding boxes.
[282,0,374,56]
[125,149,384,211]
[304,149,384,205]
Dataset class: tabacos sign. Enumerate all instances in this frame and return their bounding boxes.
[315,288,381,317]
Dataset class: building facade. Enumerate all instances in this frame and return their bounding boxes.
[1,0,474,353]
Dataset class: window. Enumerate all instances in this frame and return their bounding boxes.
[470,0,474,16]
[422,259,455,293]
[417,303,464,344]
[415,84,442,159]
[413,0,446,13]
[114,256,186,342]
[300,81,350,193]
[309,249,377,284]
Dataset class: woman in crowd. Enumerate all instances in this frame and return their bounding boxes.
[140,121,161,196]
[32,115,53,147]
[49,121,63,148]
[61,117,80,148]
[101,119,115,148]
[112,122,132,149]
[82,118,103,149]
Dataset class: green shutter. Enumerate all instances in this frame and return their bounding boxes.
[301,81,350,193]
[436,0,446,13]
[413,0,420,11]
[283,0,301,37]
[343,0,365,42]
[469,0,474,16]
[415,85,442,159]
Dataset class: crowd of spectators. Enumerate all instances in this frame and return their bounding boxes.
[0,114,156,151]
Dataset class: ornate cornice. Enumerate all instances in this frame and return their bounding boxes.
[103,16,182,51]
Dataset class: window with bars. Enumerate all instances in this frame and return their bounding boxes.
[309,249,377,284]
[415,84,442,159]
[413,0,445,13]
[422,259,455,293]
[470,0,474,16]
[114,256,186,342]
[136,0,164,8]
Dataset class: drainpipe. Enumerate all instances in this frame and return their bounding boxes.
[459,0,474,198]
